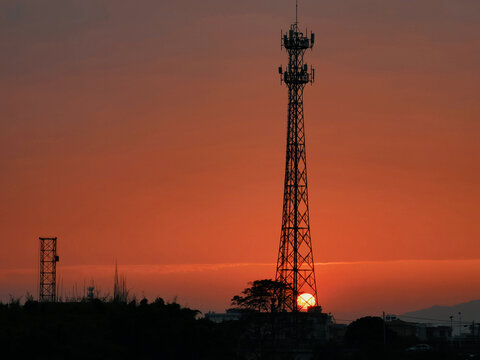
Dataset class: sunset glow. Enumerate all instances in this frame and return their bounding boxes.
[0,0,479,319]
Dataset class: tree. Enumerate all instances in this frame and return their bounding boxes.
[231,279,286,313]
[345,316,396,350]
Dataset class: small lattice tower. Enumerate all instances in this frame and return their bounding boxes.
[275,4,317,312]
[39,237,59,302]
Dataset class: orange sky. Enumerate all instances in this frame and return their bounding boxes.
[0,0,479,318]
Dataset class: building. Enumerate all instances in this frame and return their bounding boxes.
[205,310,243,323]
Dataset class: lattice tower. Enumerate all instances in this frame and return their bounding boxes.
[275,12,317,312]
[39,237,59,302]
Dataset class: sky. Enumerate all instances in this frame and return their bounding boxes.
[0,0,479,320]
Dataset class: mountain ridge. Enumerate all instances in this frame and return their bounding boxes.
[401,299,480,325]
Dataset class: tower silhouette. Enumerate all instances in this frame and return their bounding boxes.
[276,9,317,312]
[39,237,59,302]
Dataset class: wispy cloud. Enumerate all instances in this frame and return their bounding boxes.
[3,258,480,278]
[315,259,480,266]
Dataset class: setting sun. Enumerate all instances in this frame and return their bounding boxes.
[297,293,316,310]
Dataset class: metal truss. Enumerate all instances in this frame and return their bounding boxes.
[276,21,317,312]
[39,237,59,302]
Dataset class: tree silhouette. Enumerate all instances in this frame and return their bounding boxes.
[231,279,286,313]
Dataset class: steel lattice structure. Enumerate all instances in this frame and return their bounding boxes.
[275,15,317,312]
[39,237,59,302]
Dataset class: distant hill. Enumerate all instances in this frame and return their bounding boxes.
[401,299,480,325]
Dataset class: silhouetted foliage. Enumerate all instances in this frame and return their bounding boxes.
[345,316,394,349]
[231,279,286,312]
[0,298,474,360]
[0,298,242,360]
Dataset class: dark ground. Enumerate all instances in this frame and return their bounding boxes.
[0,299,478,360]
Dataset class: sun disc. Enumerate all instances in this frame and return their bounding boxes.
[297,293,316,310]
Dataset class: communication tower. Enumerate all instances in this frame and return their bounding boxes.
[276,5,318,312]
[39,237,59,302]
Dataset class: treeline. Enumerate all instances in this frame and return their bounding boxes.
[0,298,475,360]
[0,298,242,360]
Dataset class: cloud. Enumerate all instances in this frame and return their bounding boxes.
[3,258,480,278]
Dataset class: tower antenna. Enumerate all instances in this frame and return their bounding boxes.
[277,10,316,312]
[296,0,298,25]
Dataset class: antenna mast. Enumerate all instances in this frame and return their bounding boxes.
[276,7,317,312]
[296,0,298,25]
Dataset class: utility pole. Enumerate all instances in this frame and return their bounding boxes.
[383,312,386,349]
[459,312,462,336]
[459,311,462,348]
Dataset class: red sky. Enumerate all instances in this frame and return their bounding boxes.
[0,0,479,319]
